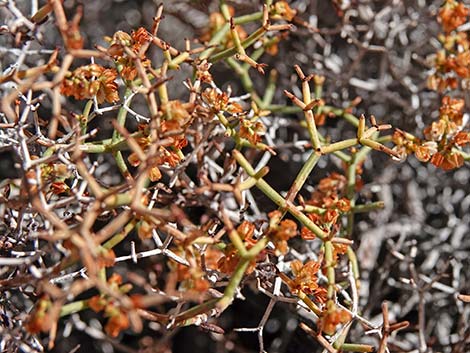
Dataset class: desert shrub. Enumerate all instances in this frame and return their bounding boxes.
[1,1,470,352]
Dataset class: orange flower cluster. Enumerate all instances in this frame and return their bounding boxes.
[238,102,268,145]
[127,100,193,181]
[202,88,243,115]
[106,27,152,81]
[319,302,351,336]
[88,274,132,337]
[38,161,72,195]
[128,141,183,182]
[239,117,266,145]
[393,96,470,170]
[168,246,222,293]
[300,173,351,239]
[267,211,298,254]
[289,260,327,303]
[218,221,259,274]
[438,0,468,33]
[61,64,119,104]
[428,0,470,91]
[174,262,211,293]
[269,1,297,21]
[25,295,52,334]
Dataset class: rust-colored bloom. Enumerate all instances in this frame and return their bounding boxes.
[270,1,297,21]
[50,181,70,195]
[237,221,256,242]
[137,220,153,240]
[175,259,211,293]
[239,117,266,145]
[393,95,468,171]
[290,260,321,296]
[319,303,352,336]
[61,64,119,103]
[105,309,130,337]
[268,211,298,254]
[440,96,465,124]
[25,296,52,334]
[88,295,107,313]
[195,60,213,83]
[96,248,116,268]
[106,28,152,81]
[454,131,470,146]
[439,0,469,33]
[431,151,464,170]
[414,141,438,162]
[202,88,243,114]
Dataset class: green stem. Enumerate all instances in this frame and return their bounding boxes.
[321,138,358,154]
[262,69,277,107]
[324,241,335,300]
[209,26,266,63]
[284,152,321,204]
[218,237,269,311]
[60,300,88,317]
[233,150,328,240]
[103,219,137,250]
[340,343,374,352]
[80,100,93,135]
[111,88,134,180]
[199,12,264,60]
[174,298,220,325]
[352,201,385,213]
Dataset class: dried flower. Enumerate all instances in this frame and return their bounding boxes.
[106,28,152,80]
[290,260,326,302]
[319,303,351,335]
[61,64,119,103]
[105,309,130,337]
[26,296,52,334]
[439,0,468,33]
[268,211,298,254]
[202,88,243,114]
[239,117,266,145]
[270,1,297,21]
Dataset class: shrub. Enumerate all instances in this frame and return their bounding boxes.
[1,0,469,352]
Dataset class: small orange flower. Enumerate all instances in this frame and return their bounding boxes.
[25,296,52,334]
[106,28,152,81]
[64,6,84,50]
[454,131,470,146]
[137,220,153,239]
[202,88,243,114]
[237,221,256,242]
[439,0,469,33]
[267,211,298,254]
[439,96,464,125]
[414,141,438,162]
[96,248,116,268]
[50,181,70,195]
[105,309,130,337]
[270,1,297,21]
[290,260,321,296]
[61,64,119,104]
[300,219,319,240]
[88,295,107,313]
[319,303,352,335]
[195,60,213,83]
[431,151,464,170]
